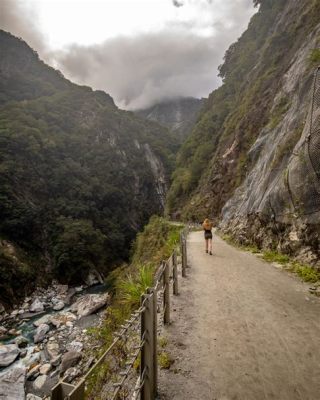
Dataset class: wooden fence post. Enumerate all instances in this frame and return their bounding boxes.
[163,262,170,324]
[152,288,158,397]
[172,250,179,295]
[141,292,154,400]
[181,237,187,278]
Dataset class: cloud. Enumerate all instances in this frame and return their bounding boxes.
[54,0,255,110]
[1,0,255,110]
[173,0,184,7]
[0,0,45,55]
[54,32,222,110]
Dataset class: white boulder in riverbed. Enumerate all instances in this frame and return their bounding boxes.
[34,323,50,343]
[52,300,65,311]
[0,344,20,367]
[30,299,44,313]
[60,351,82,374]
[33,314,51,327]
[33,374,48,390]
[71,293,110,318]
[0,366,26,400]
[39,363,51,375]
[45,341,60,360]
[26,394,42,400]
[50,311,77,328]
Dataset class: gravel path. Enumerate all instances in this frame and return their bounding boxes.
[158,231,320,400]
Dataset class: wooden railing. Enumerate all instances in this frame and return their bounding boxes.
[51,226,189,400]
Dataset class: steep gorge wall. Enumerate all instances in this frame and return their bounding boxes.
[168,0,320,264]
[0,30,177,307]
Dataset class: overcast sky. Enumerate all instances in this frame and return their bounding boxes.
[0,0,256,110]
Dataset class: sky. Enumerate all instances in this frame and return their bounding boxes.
[0,0,256,110]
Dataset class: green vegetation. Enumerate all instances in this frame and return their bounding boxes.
[290,262,320,283]
[158,351,174,369]
[0,241,38,306]
[167,0,320,220]
[86,217,183,397]
[158,336,168,348]
[131,216,183,266]
[262,250,290,264]
[116,265,154,307]
[0,30,179,305]
[308,48,320,67]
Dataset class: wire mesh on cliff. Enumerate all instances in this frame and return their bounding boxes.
[260,66,320,223]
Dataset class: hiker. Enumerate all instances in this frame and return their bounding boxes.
[202,218,213,255]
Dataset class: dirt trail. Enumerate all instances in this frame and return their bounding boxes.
[158,231,320,400]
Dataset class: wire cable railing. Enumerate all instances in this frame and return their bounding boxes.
[51,225,189,400]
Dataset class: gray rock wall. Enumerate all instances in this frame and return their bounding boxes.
[221,24,320,264]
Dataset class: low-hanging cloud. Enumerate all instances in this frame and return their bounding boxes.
[1,0,256,110]
[0,0,46,55]
[54,33,221,110]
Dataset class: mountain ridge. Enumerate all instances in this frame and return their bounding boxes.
[0,29,177,307]
[136,97,205,142]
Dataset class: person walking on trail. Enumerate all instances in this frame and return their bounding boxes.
[202,218,213,255]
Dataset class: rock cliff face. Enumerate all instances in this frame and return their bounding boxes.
[0,30,177,307]
[168,0,320,263]
[136,97,205,142]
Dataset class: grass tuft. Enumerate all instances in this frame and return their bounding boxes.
[291,262,320,283]
[158,351,173,369]
[262,250,290,264]
[116,264,154,308]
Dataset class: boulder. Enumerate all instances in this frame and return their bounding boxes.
[39,363,51,375]
[10,310,19,317]
[63,367,80,383]
[0,366,26,400]
[84,270,103,286]
[33,314,51,327]
[20,349,28,358]
[50,312,77,328]
[45,340,60,360]
[19,311,45,320]
[8,328,21,336]
[0,326,8,340]
[66,340,83,353]
[30,299,44,313]
[60,351,82,374]
[52,300,65,311]
[33,374,48,390]
[14,335,29,348]
[71,293,110,318]
[0,344,20,367]
[26,394,42,400]
[34,323,50,343]
[50,355,61,367]
[27,364,40,380]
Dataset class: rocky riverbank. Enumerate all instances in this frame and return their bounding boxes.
[0,277,110,399]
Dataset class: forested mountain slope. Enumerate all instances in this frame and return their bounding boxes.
[167,0,320,264]
[0,30,178,307]
[136,97,205,142]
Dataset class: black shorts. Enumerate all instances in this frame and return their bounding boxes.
[204,230,212,240]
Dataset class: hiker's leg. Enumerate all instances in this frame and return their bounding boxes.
[205,238,208,252]
[209,238,212,253]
